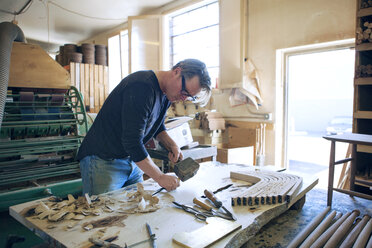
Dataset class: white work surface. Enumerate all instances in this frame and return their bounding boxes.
[10,162,318,248]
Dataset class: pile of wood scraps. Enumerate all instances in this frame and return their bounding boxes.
[230,170,303,206]
[199,111,225,131]
[19,183,163,231]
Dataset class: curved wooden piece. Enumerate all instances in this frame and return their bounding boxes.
[339,215,370,248]
[287,206,330,248]
[230,170,303,206]
[299,210,337,248]
[324,210,360,248]
[353,218,372,248]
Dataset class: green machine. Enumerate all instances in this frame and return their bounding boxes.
[0,86,88,212]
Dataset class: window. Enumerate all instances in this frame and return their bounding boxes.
[108,30,129,92]
[169,1,219,88]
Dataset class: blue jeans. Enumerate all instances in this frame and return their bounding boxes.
[79,155,144,195]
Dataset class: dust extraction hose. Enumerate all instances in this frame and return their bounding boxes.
[0,21,26,129]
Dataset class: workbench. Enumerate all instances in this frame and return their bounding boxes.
[9,162,318,248]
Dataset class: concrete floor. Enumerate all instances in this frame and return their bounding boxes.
[241,179,372,248]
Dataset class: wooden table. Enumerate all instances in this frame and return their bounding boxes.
[323,133,372,206]
[10,162,317,248]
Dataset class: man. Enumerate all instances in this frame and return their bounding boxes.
[77,59,211,195]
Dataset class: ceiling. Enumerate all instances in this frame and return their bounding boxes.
[0,0,176,52]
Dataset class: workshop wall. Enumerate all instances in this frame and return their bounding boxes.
[84,0,356,166]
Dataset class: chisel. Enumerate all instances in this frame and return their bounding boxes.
[204,189,237,221]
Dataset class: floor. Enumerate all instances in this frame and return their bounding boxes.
[241,161,372,248]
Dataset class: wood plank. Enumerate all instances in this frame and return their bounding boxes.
[355,77,372,85]
[9,42,70,89]
[80,63,85,103]
[355,43,372,51]
[357,144,372,153]
[173,218,241,248]
[84,64,90,108]
[357,7,372,17]
[70,63,75,87]
[103,66,109,101]
[74,63,80,92]
[94,65,99,113]
[89,64,94,112]
[354,111,372,119]
[9,163,318,248]
[98,65,104,109]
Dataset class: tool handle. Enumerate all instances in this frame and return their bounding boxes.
[193,198,212,211]
[204,189,222,208]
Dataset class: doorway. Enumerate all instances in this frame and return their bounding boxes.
[282,41,355,188]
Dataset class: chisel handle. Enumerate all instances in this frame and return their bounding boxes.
[204,189,222,208]
[193,198,212,211]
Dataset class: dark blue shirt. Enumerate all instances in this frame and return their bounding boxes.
[77,70,170,162]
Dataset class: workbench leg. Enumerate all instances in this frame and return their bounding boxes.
[350,144,357,192]
[327,141,336,207]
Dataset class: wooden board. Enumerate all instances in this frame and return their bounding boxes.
[9,42,70,89]
[9,163,318,248]
[173,218,241,248]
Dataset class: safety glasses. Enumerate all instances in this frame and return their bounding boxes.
[181,75,196,101]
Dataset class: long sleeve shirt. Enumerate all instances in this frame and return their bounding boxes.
[77,70,170,162]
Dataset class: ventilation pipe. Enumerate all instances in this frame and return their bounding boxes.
[0,21,26,129]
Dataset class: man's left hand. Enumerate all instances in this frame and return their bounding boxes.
[168,145,183,163]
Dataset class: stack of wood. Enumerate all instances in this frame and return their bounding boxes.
[356,22,372,45]
[361,0,372,8]
[199,111,225,130]
[355,64,372,78]
[69,62,108,113]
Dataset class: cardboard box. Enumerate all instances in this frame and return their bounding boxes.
[217,146,254,165]
[165,117,193,149]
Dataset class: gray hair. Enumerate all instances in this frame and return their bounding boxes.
[172,59,212,106]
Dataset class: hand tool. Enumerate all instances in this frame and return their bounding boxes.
[204,189,237,221]
[193,197,234,221]
[146,222,157,248]
[89,237,122,248]
[152,157,200,196]
[124,223,157,248]
[173,201,208,221]
[201,184,233,198]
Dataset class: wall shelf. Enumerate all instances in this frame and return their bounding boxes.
[355,77,372,85]
[356,43,372,51]
[354,111,372,119]
[358,7,372,17]
[352,0,372,195]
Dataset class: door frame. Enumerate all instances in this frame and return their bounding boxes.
[275,39,355,168]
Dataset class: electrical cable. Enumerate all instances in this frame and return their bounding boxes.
[0,0,33,15]
[48,1,126,21]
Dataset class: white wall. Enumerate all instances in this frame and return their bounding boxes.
[214,0,355,165]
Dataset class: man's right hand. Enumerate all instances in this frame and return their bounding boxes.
[157,173,180,191]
